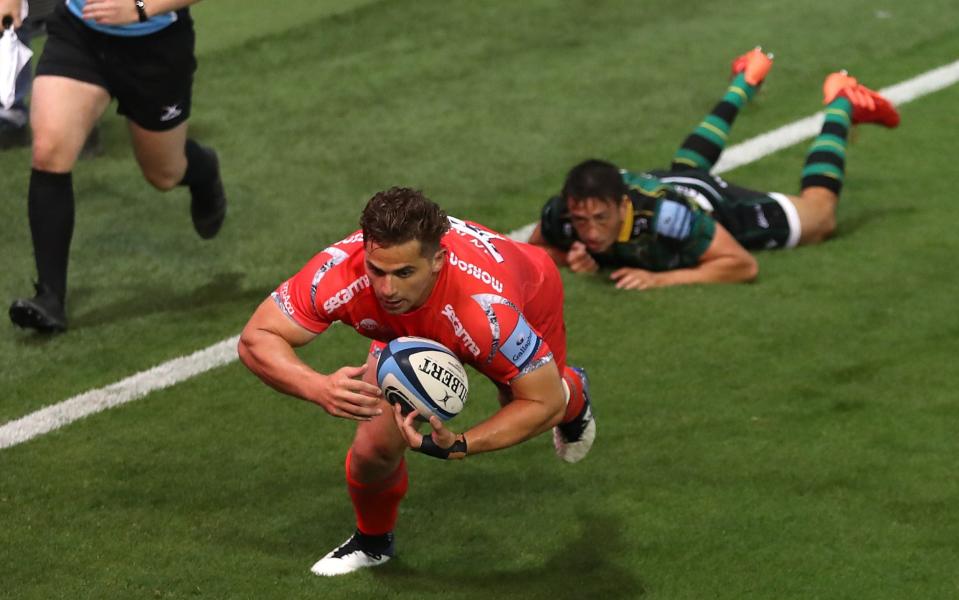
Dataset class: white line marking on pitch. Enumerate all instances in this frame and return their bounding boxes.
[3,58,959,450]
[1,337,240,449]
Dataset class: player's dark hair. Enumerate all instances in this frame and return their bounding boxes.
[361,187,450,255]
[561,159,628,205]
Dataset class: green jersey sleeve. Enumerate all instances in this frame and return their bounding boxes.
[607,170,717,271]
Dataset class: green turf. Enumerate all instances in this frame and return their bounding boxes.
[3,0,959,597]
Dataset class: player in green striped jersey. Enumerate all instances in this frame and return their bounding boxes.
[529,49,899,290]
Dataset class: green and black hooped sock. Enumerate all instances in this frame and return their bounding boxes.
[670,72,759,171]
[800,97,852,195]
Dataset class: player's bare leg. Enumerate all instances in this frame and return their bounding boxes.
[789,188,838,245]
[791,71,899,247]
[311,353,409,576]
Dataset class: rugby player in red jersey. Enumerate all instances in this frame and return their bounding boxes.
[238,187,595,576]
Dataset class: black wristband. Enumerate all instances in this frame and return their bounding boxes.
[416,434,468,460]
[134,0,148,22]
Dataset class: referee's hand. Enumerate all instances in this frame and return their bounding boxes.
[1,0,24,28]
[81,0,141,25]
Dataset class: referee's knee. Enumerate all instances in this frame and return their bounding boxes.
[141,166,183,191]
[31,137,77,173]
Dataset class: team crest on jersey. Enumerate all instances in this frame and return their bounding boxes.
[357,318,380,331]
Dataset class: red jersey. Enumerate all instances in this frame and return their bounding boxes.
[272,217,568,385]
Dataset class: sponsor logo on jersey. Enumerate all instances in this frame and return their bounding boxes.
[501,314,539,369]
[334,232,364,246]
[310,247,350,305]
[442,304,481,357]
[448,216,505,263]
[448,251,504,292]
[417,357,468,402]
[655,200,693,239]
[753,204,770,229]
[159,104,182,122]
[322,275,370,313]
[272,281,296,317]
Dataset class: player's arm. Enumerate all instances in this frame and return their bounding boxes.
[466,361,566,453]
[527,223,570,266]
[80,0,202,25]
[530,224,600,274]
[530,196,600,272]
[393,360,565,459]
[237,298,383,420]
[610,222,758,289]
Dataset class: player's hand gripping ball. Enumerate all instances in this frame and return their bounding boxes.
[376,336,469,422]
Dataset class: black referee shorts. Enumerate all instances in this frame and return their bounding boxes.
[36,2,197,131]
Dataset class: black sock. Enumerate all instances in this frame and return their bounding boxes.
[28,169,74,303]
[354,530,394,554]
[179,139,218,188]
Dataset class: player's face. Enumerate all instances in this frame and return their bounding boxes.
[364,240,445,314]
[567,196,628,253]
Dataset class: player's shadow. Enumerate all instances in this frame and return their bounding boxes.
[836,205,910,238]
[67,271,267,330]
[379,510,643,599]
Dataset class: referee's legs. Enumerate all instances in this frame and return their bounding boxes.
[9,75,109,333]
[128,120,227,240]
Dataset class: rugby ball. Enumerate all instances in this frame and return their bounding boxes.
[376,336,469,422]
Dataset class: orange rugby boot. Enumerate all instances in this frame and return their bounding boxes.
[822,70,859,104]
[823,71,900,128]
[731,46,774,86]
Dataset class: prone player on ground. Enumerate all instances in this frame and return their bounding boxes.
[528,48,900,290]
[238,187,595,576]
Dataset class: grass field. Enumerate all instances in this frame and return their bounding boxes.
[3,1,959,598]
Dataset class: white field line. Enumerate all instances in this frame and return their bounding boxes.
[3,59,959,450]
[713,60,959,173]
[1,337,239,449]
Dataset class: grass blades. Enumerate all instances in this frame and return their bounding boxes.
[2,1,959,598]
